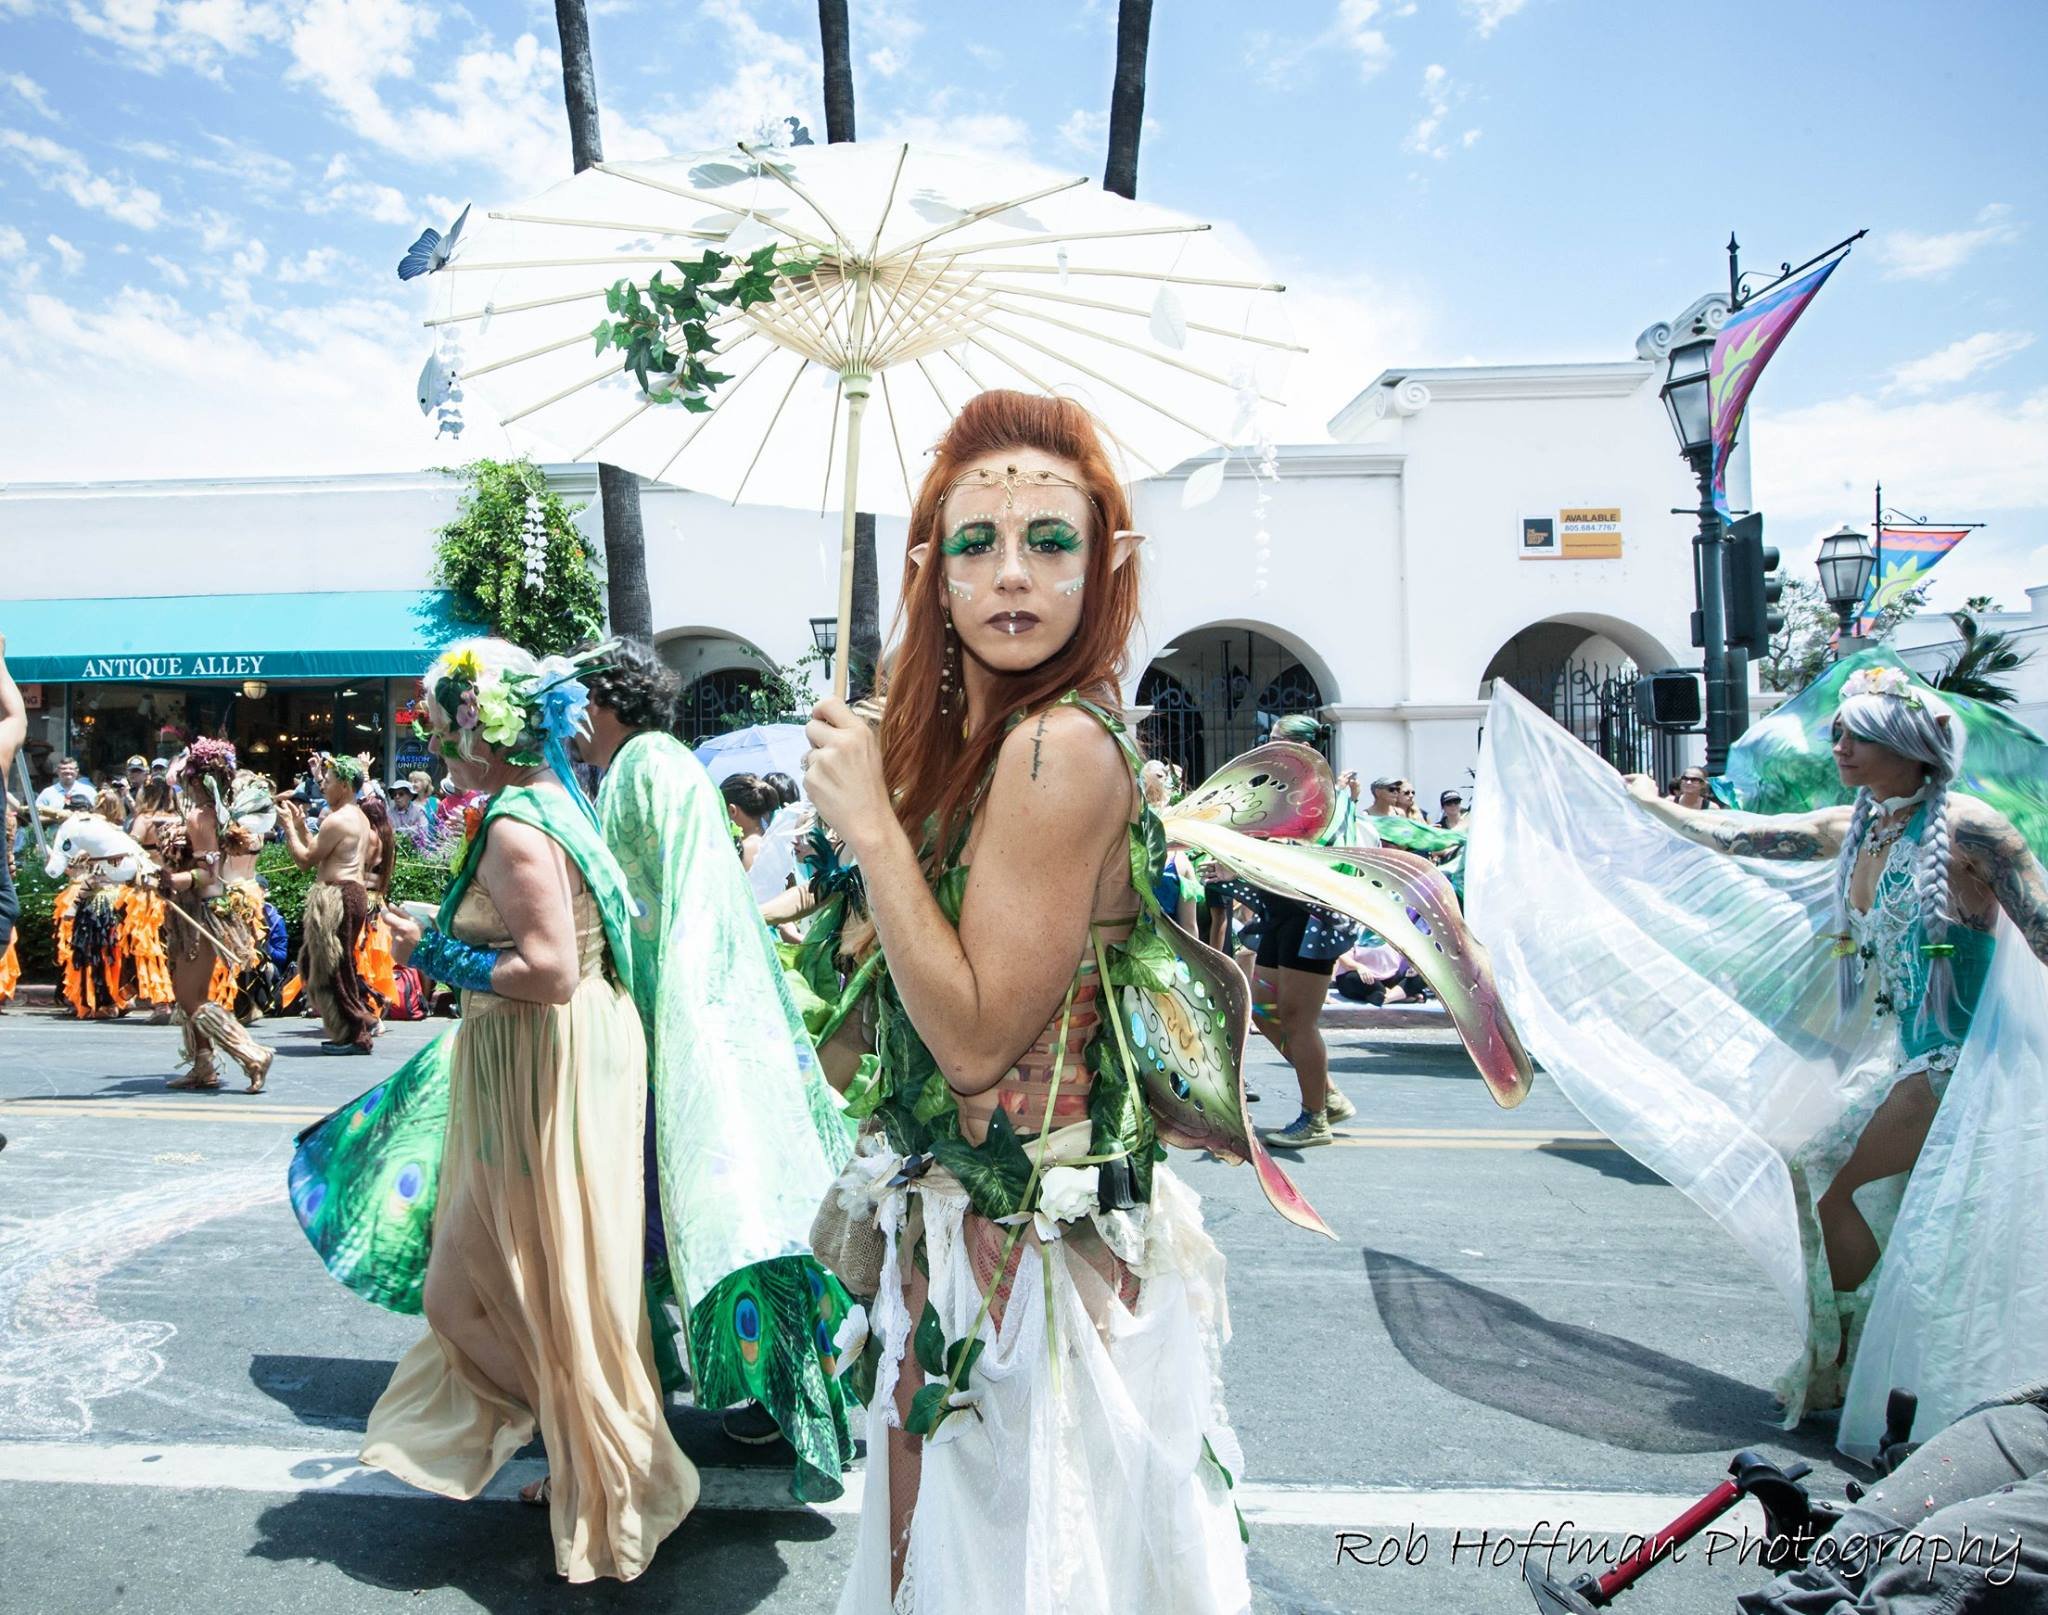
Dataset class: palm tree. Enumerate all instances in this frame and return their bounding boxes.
[816,0,880,700]
[552,0,653,643]
[1933,611,2036,707]
[1104,0,1154,200]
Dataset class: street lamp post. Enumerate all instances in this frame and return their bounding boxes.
[1816,525,1877,651]
[1660,324,1739,770]
[808,615,840,683]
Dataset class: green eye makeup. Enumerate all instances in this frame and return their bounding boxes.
[1026,517,1082,554]
[941,522,997,557]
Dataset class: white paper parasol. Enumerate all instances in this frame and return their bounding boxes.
[426,142,1300,694]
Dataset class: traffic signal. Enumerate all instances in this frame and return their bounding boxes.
[1635,669,1704,729]
[1724,513,1784,657]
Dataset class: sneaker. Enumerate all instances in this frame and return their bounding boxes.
[721,1400,784,1446]
[1323,1086,1357,1124]
[1257,1109,1332,1149]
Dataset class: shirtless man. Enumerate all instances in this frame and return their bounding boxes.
[279,756,380,1053]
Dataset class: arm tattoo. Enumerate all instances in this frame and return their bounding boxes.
[1954,812,2048,965]
[1029,713,1049,781]
[1665,808,1831,861]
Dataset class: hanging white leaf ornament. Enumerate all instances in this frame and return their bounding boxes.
[1148,284,1188,350]
[521,491,549,591]
[1181,456,1227,509]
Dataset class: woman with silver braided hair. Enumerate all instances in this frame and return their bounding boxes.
[1606,663,2048,1435]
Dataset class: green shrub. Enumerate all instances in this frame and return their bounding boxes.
[12,861,61,981]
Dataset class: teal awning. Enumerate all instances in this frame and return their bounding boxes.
[2,590,468,683]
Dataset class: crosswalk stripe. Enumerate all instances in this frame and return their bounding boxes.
[0,1439,1758,1535]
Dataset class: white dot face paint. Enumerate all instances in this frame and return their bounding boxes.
[946,578,975,602]
[1055,577,1085,598]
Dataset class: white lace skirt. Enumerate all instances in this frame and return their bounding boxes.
[836,1164,1250,1615]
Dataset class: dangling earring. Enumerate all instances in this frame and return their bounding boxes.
[938,613,960,720]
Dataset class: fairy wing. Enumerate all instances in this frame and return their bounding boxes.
[1167,741,1336,842]
[1170,818,1534,1109]
[1114,907,1334,1237]
[287,1035,452,1313]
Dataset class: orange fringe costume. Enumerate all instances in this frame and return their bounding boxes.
[355,910,398,1015]
[0,937,19,1005]
[55,881,175,1017]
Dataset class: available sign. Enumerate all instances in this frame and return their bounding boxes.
[1521,509,1623,559]
[1558,507,1623,559]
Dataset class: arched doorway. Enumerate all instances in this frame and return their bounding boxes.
[1138,625,1331,783]
[1479,615,1675,778]
[657,629,778,745]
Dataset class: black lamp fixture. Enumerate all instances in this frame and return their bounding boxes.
[809,616,838,671]
[1816,524,1877,643]
[1660,326,1716,461]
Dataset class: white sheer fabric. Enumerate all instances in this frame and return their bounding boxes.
[835,1166,1249,1615]
[1468,687,2048,1458]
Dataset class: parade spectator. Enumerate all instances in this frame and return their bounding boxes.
[1668,767,1720,810]
[721,773,790,901]
[120,755,148,823]
[388,780,431,851]
[36,756,89,825]
[1439,791,1467,829]
[406,770,438,827]
[0,635,23,955]
[1369,775,1427,820]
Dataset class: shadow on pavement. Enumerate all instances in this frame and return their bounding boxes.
[248,1490,833,1610]
[1326,1049,1481,1081]
[251,1354,393,1429]
[1363,1248,1837,1459]
[1535,1141,1667,1186]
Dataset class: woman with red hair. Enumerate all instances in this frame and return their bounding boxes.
[805,391,1252,1612]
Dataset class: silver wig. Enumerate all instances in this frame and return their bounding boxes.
[1831,682,1967,1035]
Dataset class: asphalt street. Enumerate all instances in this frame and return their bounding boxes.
[0,1001,1864,1615]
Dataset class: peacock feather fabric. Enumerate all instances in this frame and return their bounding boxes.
[288,783,640,1312]
[599,729,858,1504]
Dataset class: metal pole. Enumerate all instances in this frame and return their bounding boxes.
[1691,453,1735,770]
[1871,480,1882,638]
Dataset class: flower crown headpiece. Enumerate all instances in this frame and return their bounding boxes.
[1841,665,1924,710]
[422,641,619,767]
[325,753,365,786]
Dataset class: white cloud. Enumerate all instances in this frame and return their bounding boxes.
[1461,0,1527,36]
[0,281,503,480]
[276,245,346,283]
[1264,269,1439,443]
[67,0,286,75]
[311,177,413,225]
[866,45,904,78]
[1752,387,2048,521]
[1057,106,1162,160]
[120,132,295,193]
[1332,0,1393,78]
[4,72,58,120]
[0,225,25,258]
[1402,63,1467,160]
[1885,330,2035,397]
[46,233,84,272]
[1876,203,2020,280]
[645,0,817,152]
[0,129,165,228]
[871,108,1032,163]
[146,253,191,286]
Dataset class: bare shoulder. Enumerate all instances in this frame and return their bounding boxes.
[993,703,1128,803]
[1948,793,2030,859]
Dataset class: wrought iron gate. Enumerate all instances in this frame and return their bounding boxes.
[676,668,765,746]
[1137,631,1327,783]
[1499,661,1674,780]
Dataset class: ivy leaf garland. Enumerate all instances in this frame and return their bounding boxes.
[591,245,816,409]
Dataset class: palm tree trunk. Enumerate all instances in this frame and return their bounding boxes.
[818,0,879,698]
[553,0,653,641]
[1104,0,1154,200]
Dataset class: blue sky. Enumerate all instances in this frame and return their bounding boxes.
[3,0,2044,605]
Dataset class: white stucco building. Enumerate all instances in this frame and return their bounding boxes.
[4,304,1788,802]
[1891,587,2048,738]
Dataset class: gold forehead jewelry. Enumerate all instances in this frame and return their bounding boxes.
[941,464,1104,527]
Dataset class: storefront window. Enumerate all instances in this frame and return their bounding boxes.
[64,680,392,787]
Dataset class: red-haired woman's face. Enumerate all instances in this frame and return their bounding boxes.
[930,446,1102,678]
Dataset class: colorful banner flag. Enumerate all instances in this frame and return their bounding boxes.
[1853,526,1973,634]
[1708,253,1847,518]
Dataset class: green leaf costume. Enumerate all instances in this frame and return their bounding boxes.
[597,731,858,1503]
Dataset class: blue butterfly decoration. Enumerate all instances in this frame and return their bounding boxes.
[397,203,471,281]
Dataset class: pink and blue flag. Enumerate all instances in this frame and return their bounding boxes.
[1854,526,1973,635]
[1708,254,1847,518]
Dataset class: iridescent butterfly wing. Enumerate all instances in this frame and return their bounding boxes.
[1170,821,1534,1109]
[287,1035,452,1313]
[1118,908,1334,1237]
[1168,741,1337,841]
